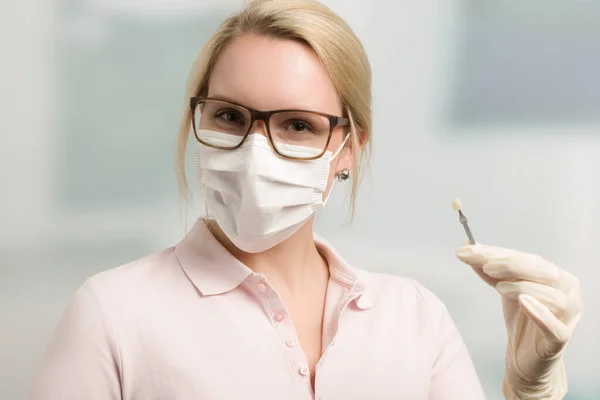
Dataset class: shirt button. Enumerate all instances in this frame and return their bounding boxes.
[257,282,267,292]
[285,338,296,348]
[299,365,310,376]
[274,312,285,322]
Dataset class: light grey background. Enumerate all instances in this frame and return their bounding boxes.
[1,0,599,399]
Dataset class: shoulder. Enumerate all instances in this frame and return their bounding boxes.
[316,234,447,314]
[352,267,450,325]
[79,247,184,313]
[32,248,184,397]
[357,267,446,307]
[88,247,178,286]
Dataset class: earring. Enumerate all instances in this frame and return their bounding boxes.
[336,168,350,182]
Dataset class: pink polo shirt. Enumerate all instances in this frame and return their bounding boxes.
[31,219,486,399]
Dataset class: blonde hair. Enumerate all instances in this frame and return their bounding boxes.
[176,0,372,217]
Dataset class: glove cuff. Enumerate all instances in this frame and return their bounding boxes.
[502,360,567,399]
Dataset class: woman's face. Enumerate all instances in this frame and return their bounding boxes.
[207,34,353,196]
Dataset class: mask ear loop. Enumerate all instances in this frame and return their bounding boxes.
[322,133,351,206]
[331,133,350,161]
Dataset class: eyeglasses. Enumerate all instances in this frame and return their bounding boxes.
[190,97,350,160]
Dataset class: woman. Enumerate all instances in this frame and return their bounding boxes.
[31,1,583,399]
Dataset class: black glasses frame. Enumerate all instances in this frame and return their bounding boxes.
[189,96,350,160]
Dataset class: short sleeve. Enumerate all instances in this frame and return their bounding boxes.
[30,279,122,400]
[413,282,487,400]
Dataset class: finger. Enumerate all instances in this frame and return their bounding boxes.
[518,294,571,348]
[455,243,514,266]
[482,254,560,287]
[472,266,501,287]
[557,267,581,295]
[496,281,569,315]
[456,243,504,286]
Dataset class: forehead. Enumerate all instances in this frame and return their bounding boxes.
[207,34,343,115]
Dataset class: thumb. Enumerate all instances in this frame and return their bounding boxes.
[518,294,569,358]
[455,242,498,286]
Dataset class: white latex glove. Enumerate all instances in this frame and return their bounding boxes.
[456,244,583,399]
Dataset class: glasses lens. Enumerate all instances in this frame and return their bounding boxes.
[269,111,331,159]
[193,100,251,148]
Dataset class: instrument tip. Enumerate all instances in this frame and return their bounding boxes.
[452,198,463,212]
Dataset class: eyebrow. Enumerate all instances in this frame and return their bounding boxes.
[206,94,322,114]
[204,94,345,118]
[208,94,247,106]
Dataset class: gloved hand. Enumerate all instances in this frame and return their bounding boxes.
[456,244,583,399]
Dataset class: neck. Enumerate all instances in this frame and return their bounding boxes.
[209,219,329,296]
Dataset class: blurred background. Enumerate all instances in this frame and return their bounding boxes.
[1,0,599,398]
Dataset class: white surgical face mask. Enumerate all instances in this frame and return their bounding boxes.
[195,129,349,253]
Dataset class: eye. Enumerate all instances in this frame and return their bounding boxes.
[288,120,314,133]
[214,109,246,125]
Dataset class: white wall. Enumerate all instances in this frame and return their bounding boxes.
[1,0,598,399]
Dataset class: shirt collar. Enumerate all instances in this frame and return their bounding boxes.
[314,234,374,310]
[174,219,374,309]
[174,219,254,296]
